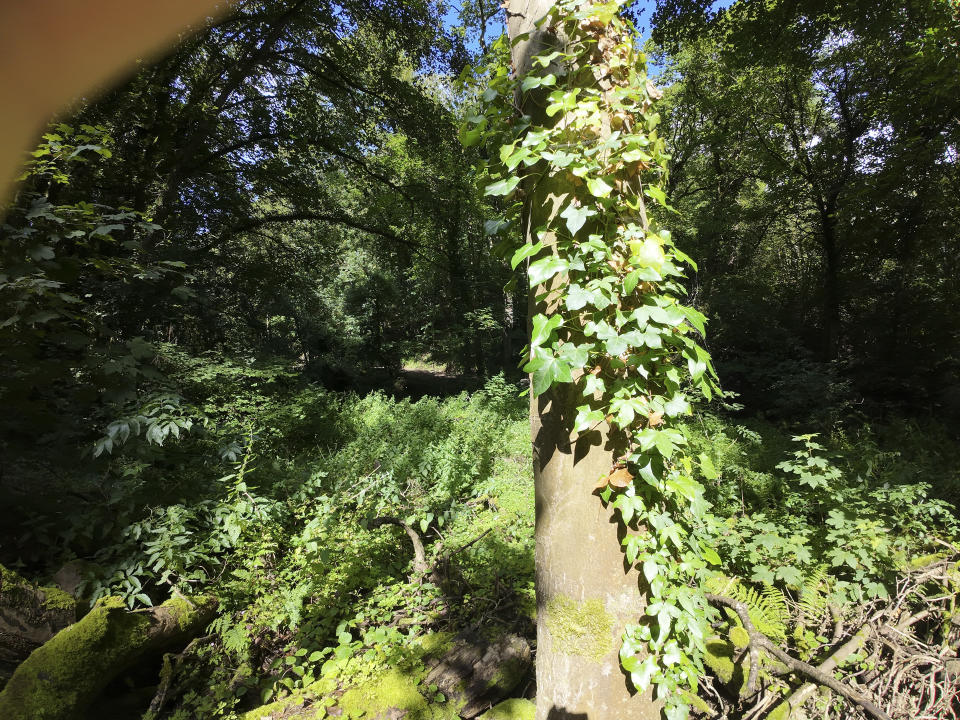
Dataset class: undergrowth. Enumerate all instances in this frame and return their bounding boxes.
[1,350,957,718]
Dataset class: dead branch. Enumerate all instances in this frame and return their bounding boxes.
[706,593,892,720]
[369,516,429,575]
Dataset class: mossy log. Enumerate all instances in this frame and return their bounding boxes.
[424,633,531,718]
[0,593,217,720]
[477,698,535,720]
[0,564,77,685]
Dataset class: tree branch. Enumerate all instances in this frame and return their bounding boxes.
[706,593,892,720]
[369,516,429,575]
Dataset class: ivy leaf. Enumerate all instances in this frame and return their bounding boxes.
[621,652,641,672]
[546,89,580,117]
[527,354,572,395]
[638,462,658,487]
[583,374,605,396]
[665,474,701,501]
[520,73,557,91]
[530,313,563,349]
[558,342,590,368]
[630,236,665,269]
[664,703,689,720]
[484,176,521,196]
[644,185,668,206]
[604,336,628,356]
[654,431,675,459]
[541,149,576,168]
[459,124,484,147]
[664,394,690,416]
[528,255,568,286]
[700,544,721,566]
[574,407,605,433]
[587,176,614,198]
[511,241,543,270]
[559,203,596,236]
[565,284,594,310]
[608,467,633,489]
[643,559,659,583]
[630,656,658,693]
[681,306,707,335]
[532,50,564,67]
[661,641,684,667]
[502,146,533,171]
[623,269,641,295]
[484,218,510,236]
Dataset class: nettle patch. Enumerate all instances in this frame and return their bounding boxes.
[463,0,721,716]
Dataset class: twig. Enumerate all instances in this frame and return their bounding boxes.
[449,528,492,556]
[706,594,892,720]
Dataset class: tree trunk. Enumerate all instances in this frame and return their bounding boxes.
[818,199,841,362]
[505,4,656,719]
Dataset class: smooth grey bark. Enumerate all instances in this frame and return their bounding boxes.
[504,3,657,719]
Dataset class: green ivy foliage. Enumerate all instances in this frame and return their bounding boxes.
[465,1,723,715]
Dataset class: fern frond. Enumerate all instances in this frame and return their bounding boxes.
[705,574,789,642]
[796,566,832,629]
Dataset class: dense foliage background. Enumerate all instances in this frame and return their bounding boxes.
[0,0,957,718]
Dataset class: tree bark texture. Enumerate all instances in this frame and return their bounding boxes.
[505,3,656,719]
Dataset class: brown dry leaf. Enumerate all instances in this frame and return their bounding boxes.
[647,411,664,427]
[594,474,610,490]
[608,467,634,489]
[591,365,602,375]
[645,79,664,100]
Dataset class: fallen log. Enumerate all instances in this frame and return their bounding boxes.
[0,564,77,674]
[0,593,217,720]
[425,632,531,718]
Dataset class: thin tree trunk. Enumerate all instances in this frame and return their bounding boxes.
[818,199,841,362]
[506,4,656,719]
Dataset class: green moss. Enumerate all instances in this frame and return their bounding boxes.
[678,689,712,716]
[543,594,614,661]
[729,625,750,650]
[899,552,945,570]
[0,596,146,719]
[0,564,36,611]
[478,698,535,720]
[485,655,528,695]
[703,638,738,686]
[339,670,426,720]
[416,631,454,659]
[703,635,787,699]
[166,595,199,630]
[0,594,213,720]
[40,585,76,613]
[765,703,791,720]
[240,695,305,719]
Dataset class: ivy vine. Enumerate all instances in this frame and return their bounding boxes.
[463,1,722,717]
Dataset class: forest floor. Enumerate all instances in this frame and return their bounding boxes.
[1,360,958,720]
